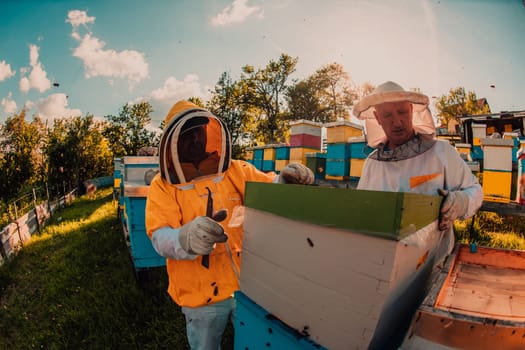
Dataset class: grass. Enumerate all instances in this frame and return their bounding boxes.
[0,188,234,350]
[455,211,525,249]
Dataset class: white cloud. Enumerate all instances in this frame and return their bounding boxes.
[35,93,82,120]
[19,44,52,93]
[0,60,15,81]
[211,0,264,26]
[24,100,34,110]
[149,74,210,104]
[1,93,17,114]
[67,10,149,89]
[66,10,95,28]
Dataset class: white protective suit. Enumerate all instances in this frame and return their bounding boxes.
[357,135,484,261]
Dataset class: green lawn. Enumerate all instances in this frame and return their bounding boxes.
[0,188,233,350]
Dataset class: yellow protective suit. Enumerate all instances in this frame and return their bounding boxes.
[146,101,276,308]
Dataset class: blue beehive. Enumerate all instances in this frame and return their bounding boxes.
[326,142,352,159]
[326,159,349,177]
[253,148,264,160]
[252,147,265,171]
[123,192,165,270]
[471,145,484,161]
[252,158,263,171]
[275,146,290,160]
[234,291,326,350]
[121,156,166,281]
[349,141,372,159]
[262,160,275,172]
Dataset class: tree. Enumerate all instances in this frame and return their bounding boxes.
[45,115,112,193]
[434,87,491,126]
[286,77,331,123]
[0,110,45,200]
[313,63,357,121]
[355,81,376,100]
[241,54,298,143]
[286,63,360,123]
[188,97,205,108]
[103,101,158,157]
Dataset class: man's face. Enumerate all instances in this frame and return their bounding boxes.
[177,125,207,163]
[373,101,414,148]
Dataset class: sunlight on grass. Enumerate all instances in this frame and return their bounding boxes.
[29,188,116,245]
[454,210,525,250]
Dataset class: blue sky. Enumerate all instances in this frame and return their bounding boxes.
[0,0,524,128]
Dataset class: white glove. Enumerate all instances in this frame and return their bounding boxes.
[179,216,228,255]
[279,162,314,185]
[438,189,468,231]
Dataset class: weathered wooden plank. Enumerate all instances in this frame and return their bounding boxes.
[437,264,525,321]
[405,310,525,350]
[455,244,525,268]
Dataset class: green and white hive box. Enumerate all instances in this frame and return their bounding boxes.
[240,182,443,350]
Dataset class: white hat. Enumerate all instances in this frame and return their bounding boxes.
[352,81,435,147]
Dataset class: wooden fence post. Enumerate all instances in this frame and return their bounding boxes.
[46,182,52,214]
[32,188,41,234]
[11,202,24,248]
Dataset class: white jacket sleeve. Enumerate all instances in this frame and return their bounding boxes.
[151,227,198,260]
[438,143,483,219]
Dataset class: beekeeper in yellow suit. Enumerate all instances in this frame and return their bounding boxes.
[145,100,314,350]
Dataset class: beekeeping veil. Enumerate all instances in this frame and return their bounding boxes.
[353,81,436,147]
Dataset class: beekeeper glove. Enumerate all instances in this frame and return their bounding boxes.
[179,216,228,255]
[278,162,315,185]
[437,189,469,231]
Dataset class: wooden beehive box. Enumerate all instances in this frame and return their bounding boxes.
[122,156,159,184]
[324,121,363,143]
[240,183,443,350]
[481,138,514,203]
[402,244,525,350]
[290,119,323,137]
[122,183,165,269]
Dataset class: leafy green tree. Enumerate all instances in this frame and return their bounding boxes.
[434,87,491,126]
[313,63,357,121]
[0,110,45,200]
[286,63,360,123]
[286,77,330,123]
[188,97,205,108]
[45,115,112,194]
[103,101,158,156]
[241,54,298,143]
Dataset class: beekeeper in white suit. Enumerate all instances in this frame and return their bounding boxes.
[354,81,483,262]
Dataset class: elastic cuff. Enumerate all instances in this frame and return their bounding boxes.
[151,227,198,260]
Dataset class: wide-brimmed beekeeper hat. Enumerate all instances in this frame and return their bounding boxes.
[352,81,435,147]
